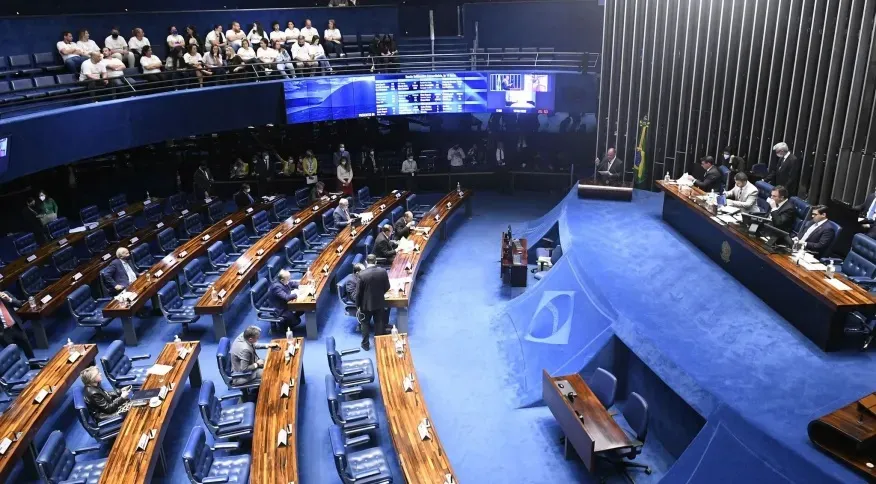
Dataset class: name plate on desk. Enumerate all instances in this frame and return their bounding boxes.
[177,347,190,360]
[225,220,233,226]
[350,229,358,237]
[0,438,11,455]
[136,433,150,451]
[201,234,210,242]
[554,379,576,399]
[181,209,190,216]
[395,192,402,199]
[405,262,412,272]
[277,428,288,447]
[72,272,83,282]
[322,264,330,274]
[287,341,299,357]
[280,381,292,398]
[33,386,53,404]
[144,199,151,205]
[117,211,126,217]
[417,419,431,441]
[58,238,68,247]
[275,232,283,239]
[331,194,338,200]
[26,255,37,262]
[67,351,82,363]
[246,207,253,214]
[444,474,455,484]
[158,385,169,400]
[102,253,112,261]
[130,237,139,245]
[216,289,227,300]
[403,375,415,392]
[154,269,164,278]
[256,249,264,256]
[379,204,386,211]
[294,218,301,225]
[178,250,188,258]
[446,202,453,209]
[40,294,52,305]
[313,206,319,212]
[237,261,251,275]
[336,245,343,254]
[156,222,165,229]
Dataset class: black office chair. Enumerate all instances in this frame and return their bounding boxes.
[598,392,651,482]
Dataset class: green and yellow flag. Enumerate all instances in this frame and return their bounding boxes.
[633,117,650,185]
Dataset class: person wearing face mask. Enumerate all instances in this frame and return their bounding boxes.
[333,143,350,168]
[22,198,46,242]
[37,190,59,221]
[302,149,318,183]
[104,247,138,294]
[360,148,378,174]
[720,147,746,176]
[105,26,135,68]
[167,26,184,53]
[337,156,354,196]
[234,183,255,208]
[193,161,214,199]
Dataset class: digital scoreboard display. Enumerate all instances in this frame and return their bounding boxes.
[284,72,554,123]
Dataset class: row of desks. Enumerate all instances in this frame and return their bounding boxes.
[0,199,156,289]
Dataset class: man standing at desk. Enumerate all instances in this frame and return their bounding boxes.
[104,247,138,294]
[356,254,391,351]
[595,148,622,184]
[766,142,801,197]
[768,185,795,233]
[725,173,758,213]
[694,156,723,193]
[793,205,836,258]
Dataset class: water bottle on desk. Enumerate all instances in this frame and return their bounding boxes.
[391,325,399,342]
[826,260,836,279]
[664,171,670,182]
[286,326,293,346]
[28,296,36,310]
[65,338,74,352]
[174,334,183,352]
[457,182,462,195]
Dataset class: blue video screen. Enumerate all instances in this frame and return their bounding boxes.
[283,72,555,123]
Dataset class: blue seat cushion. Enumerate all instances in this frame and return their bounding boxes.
[215,402,255,437]
[207,455,251,483]
[340,358,374,382]
[69,457,108,484]
[346,446,391,482]
[339,398,378,429]
[119,366,149,388]
[78,315,115,328]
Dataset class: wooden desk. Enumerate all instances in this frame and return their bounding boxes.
[542,370,633,471]
[658,181,876,351]
[288,192,408,339]
[501,236,528,287]
[17,207,195,349]
[375,335,456,484]
[809,392,876,480]
[250,338,304,484]
[99,341,202,484]
[102,202,273,343]
[0,344,97,481]
[193,198,339,337]
[0,200,158,289]
[385,190,472,332]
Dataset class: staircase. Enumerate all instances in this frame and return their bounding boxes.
[395,36,470,72]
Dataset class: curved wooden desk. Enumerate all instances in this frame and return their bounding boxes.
[251,337,304,483]
[288,191,408,339]
[102,201,274,343]
[99,341,202,484]
[385,189,472,332]
[194,198,339,339]
[809,392,876,480]
[375,334,456,484]
[0,344,97,481]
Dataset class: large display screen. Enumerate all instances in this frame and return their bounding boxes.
[284,72,555,123]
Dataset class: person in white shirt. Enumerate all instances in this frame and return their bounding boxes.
[79,52,107,88]
[323,19,345,56]
[401,154,418,174]
[237,38,257,64]
[139,45,164,83]
[104,27,135,68]
[226,22,246,51]
[100,48,126,88]
[256,39,278,74]
[284,21,300,49]
[495,141,506,166]
[205,24,226,52]
[203,44,226,75]
[291,36,315,75]
[724,172,758,213]
[300,19,318,41]
[308,36,332,73]
[269,22,286,44]
[273,40,293,78]
[184,44,212,87]
[166,26,185,52]
[247,22,267,46]
[57,31,87,73]
[447,144,465,168]
[76,30,100,58]
[128,28,150,55]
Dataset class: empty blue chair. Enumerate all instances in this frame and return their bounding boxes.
[18,265,46,297]
[389,206,403,225]
[182,427,251,484]
[67,285,114,329]
[0,344,46,395]
[36,430,107,484]
[100,340,151,390]
[754,180,774,214]
[108,193,127,213]
[13,233,38,256]
[45,217,70,240]
[534,245,563,281]
[216,337,261,391]
[99,266,116,297]
[250,278,283,326]
[302,222,329,252]
[73,389,124,444]
[600,392,651,478]
[85,230,109,255]
[789,196,811,236]
[325,375,378,435]
[718,165,731,191]
[183,258,217,295]
[827,234,876,288]
[183,213,204,238]
[590,367,618,409]
[158,280,201,329]
[406,193,429,217]
[131,243,157,272]
[157,227,180,253]
[294,187,311,207]
[270,197,292,222]
[284,238,311,269]
[9,54,40,76]
[326,336,375,388]
[329,424,393,484]
[198,380,256,440]
[229,225,252,253]
[111,216,135,241]
[206,200,225,224]
[356,186,374,208]
[34,52,63,73]
[168,192,187,212]
[52,245,78,275]
[207,241,234,271]
[250,211,271,238]
[80,205,100,225]
[143,201,163,223]
[355,235,373,256]
[321,208,339,237]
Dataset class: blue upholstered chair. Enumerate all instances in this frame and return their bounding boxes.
[326,336,375,388]
[320,209,339,238]
[534,245,563,281]
[751,163,769,178]
[198,380,256,440]
[389,206,403,225]
[80,205,100,225]
[183,213,204,239]
[67,285,114,329]
[206,200,225,224]
[405,193,429,217]
[590,367,618,409]
[356,186,376,208]
[111,215,135,241]
[718,165,731,192]
[45,217,70,240]
[36,430,107,484]
[270,197,292,222]
[265,254,302,284]
[157,280,201,329]
[100,340,151,390]
[302,222,329,252]
[85,230,109,255]
[108,194,127,213]
[788,196,811,236]
[143,201,163,223]
[329,424,393,484]
[168,192,187,212]
[157,227,181,253]
[18,265,46,297]
[249,278,283,327]
[228,226,252,253]
[250,211,271,238]
[182,427,251,484]
[294,187,311,207]
[325,375,378,436]
[754,180,774,214]
[600,392,651,479]
[374,219,390,238]
[356,235,373,256]
[284,238,312,269]
[216,337,261,391]
[131,243,159,272]
[52,245,78,275]
[13,233,38,256]
[207,241,234,271]
[0,344,46,395]
[183,258,217,296]
[73,389,124,444]
[828,234,876,285]
[336,275,358,318]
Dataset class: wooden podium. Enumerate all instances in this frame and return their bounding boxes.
[808,392,876,480]
[501,235,528,287]
[577,179,633,201]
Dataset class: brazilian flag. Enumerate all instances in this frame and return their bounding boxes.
[633,118,650,185]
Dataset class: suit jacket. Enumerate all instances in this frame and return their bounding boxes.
[856,192,876,220]
[355,266,389,312]
[310,187,327,202]
[596,156,623,181]
[0,294,25,336]
[234,190,254,209]
[253,157,272,179]
[393,217,412,239]
[373,232,397,260]
[333,207,352,227]
[344,274,360,303]
[767,153,801,196]
[694,166,724,193]
[798,220,836,257]
[83,385,127,419]
[193,167,213,198]
[769,200,796,233]
[21,207,46,244]
[268,281,297,313]
[726,182,759,212]
[104,258,136,290]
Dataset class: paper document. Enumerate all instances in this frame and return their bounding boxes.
[825,278,852,291]
[69,226,86,234]
[360,212,374,224]
[718,205,740,215]
[710,216,726,226]
[800,261,827,271]
[717,215,738,224]
[147,364,173,376]
[397,238,415,253]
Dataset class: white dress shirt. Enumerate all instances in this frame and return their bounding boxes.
[167,34,184,48]
[79,59,106,81]
[285,28,301,42]
[121,259,137,284]
[140,55,163,74]
[799,219,826,244]
[496,148,505,165]
[247,29,265,45]
[100,57,126,77]
[300,27,318,41]
[401,159,417,174]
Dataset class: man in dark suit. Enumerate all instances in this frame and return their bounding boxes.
[766,142,801,197]
[104,247,138,294]
[355,255,391,350]
[393,211,415,240]
[793,205,835,258]
[345,263,364,304]
[253,152,273,180]
[595,148,623,184]
[193,161,214,199]
[694,156,724,192]
[234,183,254,209]
[310,181,327,202]
[22,197,46,244]
[267,269,301,331]
[372,224,398,263]
[855,188,876,237]
[768,185,795,233]
[0,290,35,358]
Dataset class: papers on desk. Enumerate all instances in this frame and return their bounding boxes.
[360,212,374,224]
[718,205,741,215]
[397,237,415,253]
[115,291,138,303]
[0,437,11,455]
[67,350,82,363]
[147,364,173,376]
[297,284,315,298]
[69,225,87,234]
[717,214,738,225]
[825,278,852,291]
[710,216,727,226]
[389,278,411,295]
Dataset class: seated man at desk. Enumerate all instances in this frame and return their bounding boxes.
[104,247,138,294]
[372,224,398,263]
[725,172,758,213]
[793,205,835,258]
[230,325,278,386]
[234,183,255,208]
[768,185,795,233]
[855,186,876,237]
[268,270,301,330]
[594,148,623,184]
[81,366,131,420]
[694,156,724,193]
[393,211,415,240]
[333,198,359,228]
